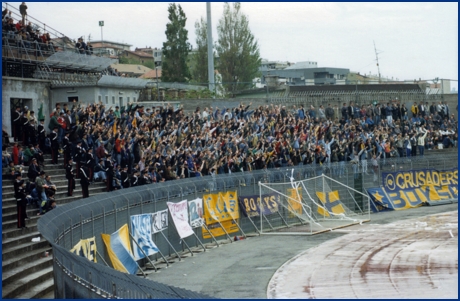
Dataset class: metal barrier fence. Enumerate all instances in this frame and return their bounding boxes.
[37,153,458,299]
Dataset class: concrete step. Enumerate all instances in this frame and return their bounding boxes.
[2,254,53,287]
[15,277,54,299]
[2,244,52,274]
[2,230,44,250]
[2,239,51,262]
[2,266,54,299]
[2,214,40,231]
[40,289,55,299]
[2,189,107,222]
[2,181,106,199]
[2,222,39,239]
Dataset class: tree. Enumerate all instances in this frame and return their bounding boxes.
[190,17,209,84]
[216,2,261,93]
[161,3,191,83]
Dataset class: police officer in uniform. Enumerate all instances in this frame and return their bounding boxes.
[50,127,59,164]
[121,165,130,189]
[85,148,96,182]
[16,180,28,228]
[66,158,76,196]
[62,132,71,168]
[12,106,22,142]
[79,164,90,198]
[105,154,114,192]
[130,169,140,187]
[21,111,30,145]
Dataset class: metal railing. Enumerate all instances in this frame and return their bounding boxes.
[37,153,458,298]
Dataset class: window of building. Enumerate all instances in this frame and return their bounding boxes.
[133,97,136,102]
[127,97,130,103]
[112,96,115,104]
[98,95,102,103]
[119,96,123,107]
[105,95,109,104]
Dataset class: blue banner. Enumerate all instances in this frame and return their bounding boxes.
[130,214,159,260]
[368,167,458,212]
[238,193,280,217]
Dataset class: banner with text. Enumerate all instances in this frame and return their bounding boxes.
[202,191,239,238]
[167,200,194,239]
[369,168,458,212]
[238,193,280,217]
[382,168,458,192]
[70,237,97,263]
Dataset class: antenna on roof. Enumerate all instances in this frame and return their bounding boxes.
[373,40,382,83]
[88,33,91,42]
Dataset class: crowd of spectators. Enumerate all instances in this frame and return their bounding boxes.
[3,99,457,212]
[2,5,54,51]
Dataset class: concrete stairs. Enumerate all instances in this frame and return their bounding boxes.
[2,151,107,299]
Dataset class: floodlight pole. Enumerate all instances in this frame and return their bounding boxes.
[206,2,215,96]
[99,20,104,55]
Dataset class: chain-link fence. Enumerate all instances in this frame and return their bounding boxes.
[38,153,458,299]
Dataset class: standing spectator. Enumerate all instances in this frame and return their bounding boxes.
[401,104,408,121]
[35,171,48,209]
[19,2,27,25]
[325,104,335,120]
[341,103,348,121]
[417,128,428,157]
[318,105,326,120]
[411,102,419,117]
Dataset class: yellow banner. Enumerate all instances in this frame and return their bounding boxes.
[316,191,346,217]
[202,220,239,239]
[287,188,303,217]
[70,237,97,263]
[202,191,239,238]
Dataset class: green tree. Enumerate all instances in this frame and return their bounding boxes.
[190,17,209,84]
[161,3,191,83]
[216,2,261,93]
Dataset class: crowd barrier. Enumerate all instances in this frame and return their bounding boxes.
[37,153,458,298]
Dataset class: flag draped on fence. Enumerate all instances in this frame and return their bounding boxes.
[130,214,159,260]
[70,237,97,262]
[101,224,138,274]
[167,200,194,239]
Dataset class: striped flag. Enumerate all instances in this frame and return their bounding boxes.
[101,224,138,274]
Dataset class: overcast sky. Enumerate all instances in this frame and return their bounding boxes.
[6,2,458,83]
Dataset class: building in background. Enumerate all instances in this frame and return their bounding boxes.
[90,40,132,58]
[261,60,349,86]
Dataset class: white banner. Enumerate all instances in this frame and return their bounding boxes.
[188,198,205,228]
[152,209,168,234]
[167,200,194,239]
[130,214,159,260]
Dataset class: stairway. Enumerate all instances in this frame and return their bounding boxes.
[1,151,107,299]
